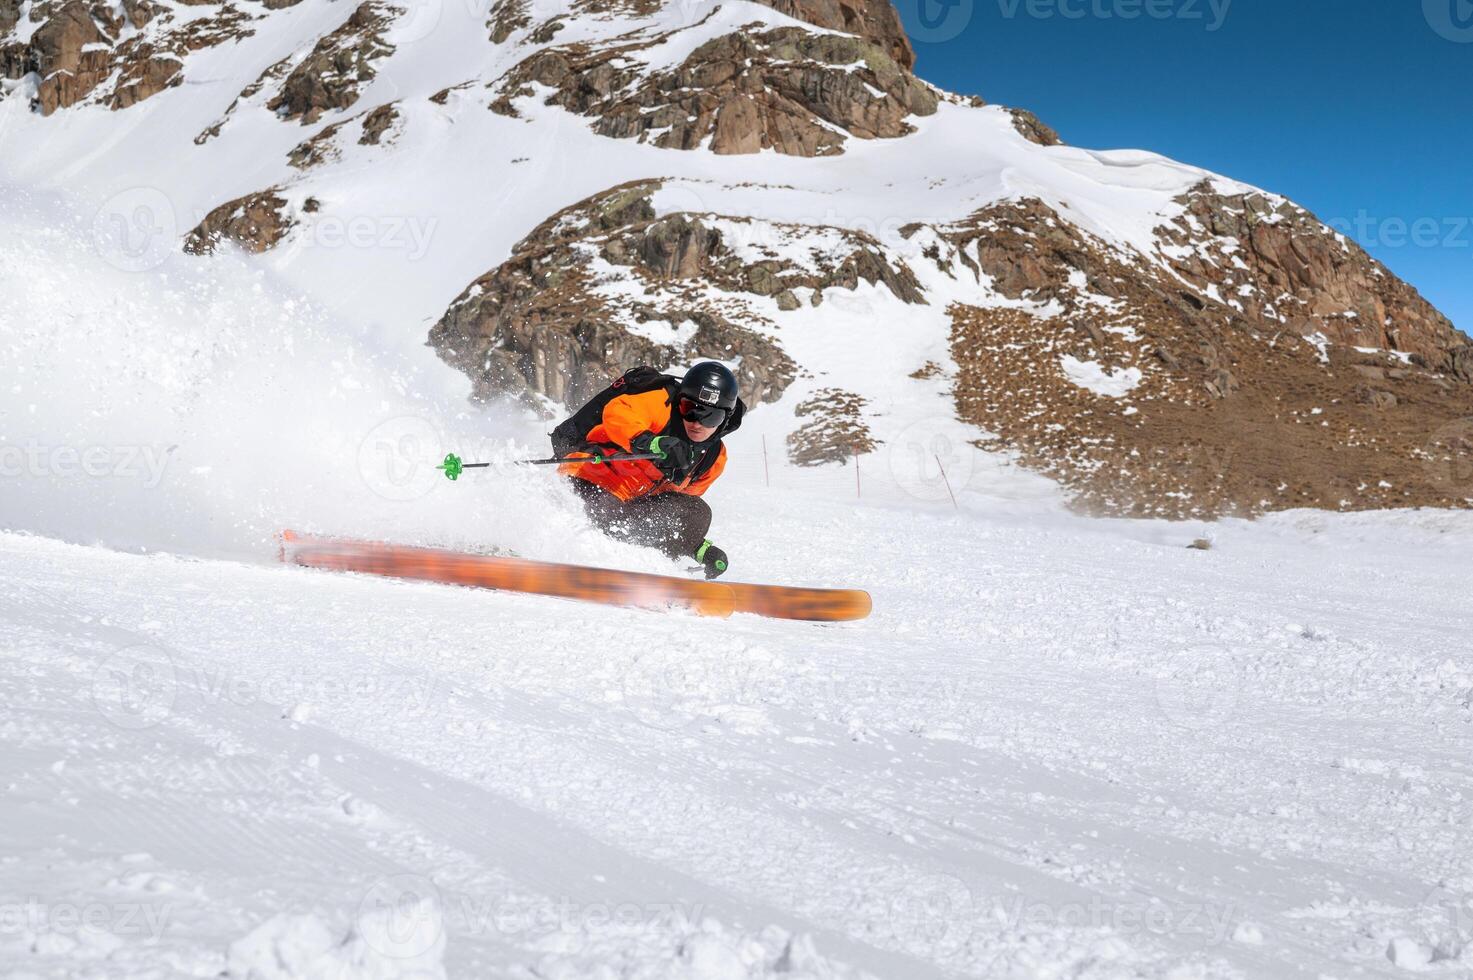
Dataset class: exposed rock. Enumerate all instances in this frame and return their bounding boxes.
[929,198,1473,518]
[1,0,23,33]
[786,388,878,465]
[358,101,398,144]
[183,189,296,255]
[288,119,346,168]
[266,1,393,124]
[108,47,183,109]
[1008,107,1062,147]
[488,0,529,42]
[430,180,927,408]
[1158,182,1467,372]
[30,2,111,114]
[7,0,255,113]
[492,26,936,156]
[754,0,914,71]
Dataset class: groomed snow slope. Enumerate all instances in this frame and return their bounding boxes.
[4,498,1473,978]
[1,190,1472,980]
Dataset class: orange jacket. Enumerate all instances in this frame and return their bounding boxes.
[559,388,727,501]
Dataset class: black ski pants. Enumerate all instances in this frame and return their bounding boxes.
[569,478,712,560]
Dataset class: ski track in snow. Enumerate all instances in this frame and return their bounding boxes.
[3,500,1472,978]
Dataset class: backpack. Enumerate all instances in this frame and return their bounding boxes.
[550,366,677,456]
[551,365,747,459]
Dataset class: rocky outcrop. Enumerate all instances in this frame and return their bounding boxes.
[1008,108,1061,147]
[430,180,924,408]
[1157,182,1467,372]
[183,190,310,255]
[491,26,937,156]
[921,198,1473,518]
[754,0,914,70]
[27,1,111,114]
[266,1,393,124]
[2,0,254,114]
[786,389,878,465]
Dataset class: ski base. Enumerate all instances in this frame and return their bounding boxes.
[279,532,871,622]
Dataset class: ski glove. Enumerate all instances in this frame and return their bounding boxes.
[695,540,729,580]
[632,432,694,480]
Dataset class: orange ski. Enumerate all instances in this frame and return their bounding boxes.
[726,582,872,623]
[280,531,735,618]
[279,531,871,622]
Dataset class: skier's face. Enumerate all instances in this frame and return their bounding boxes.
[682,417,718,443]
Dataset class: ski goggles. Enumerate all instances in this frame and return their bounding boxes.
[679,397,729,427]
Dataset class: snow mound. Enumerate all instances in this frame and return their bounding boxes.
[226,899,446,980]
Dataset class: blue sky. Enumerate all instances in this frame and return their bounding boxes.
[894,0,1473,332]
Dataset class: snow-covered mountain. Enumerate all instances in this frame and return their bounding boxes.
[4,0,1470,518]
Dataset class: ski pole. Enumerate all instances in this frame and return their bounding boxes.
[437,451,663,480]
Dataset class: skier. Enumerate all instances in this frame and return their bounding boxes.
[551,362,744,579]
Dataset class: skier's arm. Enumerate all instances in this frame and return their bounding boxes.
[598,391,665,452]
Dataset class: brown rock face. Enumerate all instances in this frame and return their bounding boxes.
[1008,108,1062,147]
[1158,182,1466,371]
[429,180,924,408]
[183,189,299,254]
[266,1,393,124]
[753,0,914,70]
[492,26,937,156]
[29,2,111,114]
[922,198,1473,518]
[5,0,254,113]
[787,388,879,465]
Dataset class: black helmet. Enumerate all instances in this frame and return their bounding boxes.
[677,361,739,425]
